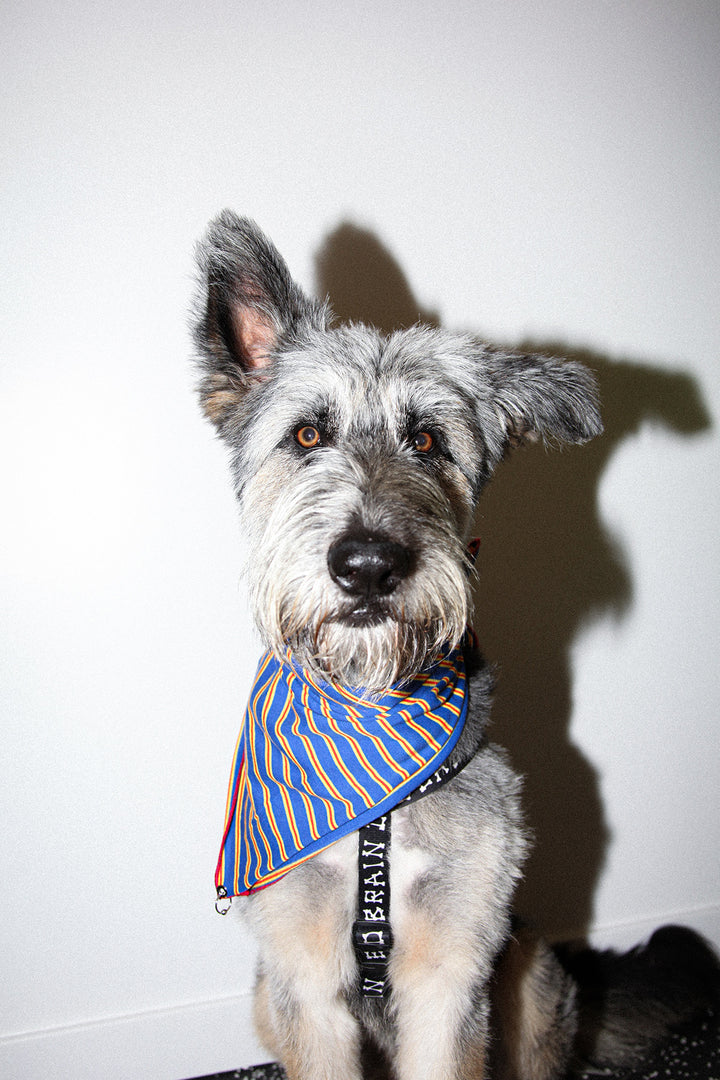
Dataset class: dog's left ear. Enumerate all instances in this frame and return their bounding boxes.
[482,351,603,460]
[193,211,328,433]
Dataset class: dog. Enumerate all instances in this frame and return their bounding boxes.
[192,212,718,1080]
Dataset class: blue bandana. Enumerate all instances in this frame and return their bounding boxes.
[215,643,469,898]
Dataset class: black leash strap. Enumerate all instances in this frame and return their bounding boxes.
[352,749,474,997]
[354,813,393,997]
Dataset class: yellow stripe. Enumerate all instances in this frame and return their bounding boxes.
[322,708,398,794]
[243,762,273,882]
[316,694,378,806]
[243,797,267,889]
[300,690,359,814]
[341,706,415,783]
[268,692,305,852]
[273,673,324,840]
[248,669,290,865]
[399,687,458,732]
[393,711,442,756]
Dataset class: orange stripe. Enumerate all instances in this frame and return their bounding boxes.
[274,676,324,840]
[322,709,398,794]
[290,687,360,815]
[398,711,444,752]
[291,705,341,829]
[339,707,415,784]
[242,657,289,876]
[243,799,267,889]
[315,695,378,806]
[249,652,276,715]
[247,671,290,866]
[400,688,458,731]
[373,704,436,763]
[275,776,303,851]
[265,690,306,852]
[243,772,273,882]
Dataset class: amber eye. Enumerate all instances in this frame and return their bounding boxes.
[295,424,322,449]
[412,431,434,453]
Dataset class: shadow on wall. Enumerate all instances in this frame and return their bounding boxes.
[315,222,712,941]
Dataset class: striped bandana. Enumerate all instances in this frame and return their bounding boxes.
[215,641,469,899]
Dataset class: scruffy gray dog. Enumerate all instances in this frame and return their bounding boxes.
[192,213,717,1080]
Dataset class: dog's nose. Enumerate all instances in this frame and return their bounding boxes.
[327,534,414,598]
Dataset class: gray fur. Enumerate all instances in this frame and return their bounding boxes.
[192,215,712,1079]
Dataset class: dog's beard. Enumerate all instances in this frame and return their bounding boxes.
[249,547,471,693]
[301,613,466,693]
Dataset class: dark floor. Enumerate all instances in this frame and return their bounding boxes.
[190,1006,720,1080]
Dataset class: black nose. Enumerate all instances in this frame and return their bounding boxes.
[327,533,414,598]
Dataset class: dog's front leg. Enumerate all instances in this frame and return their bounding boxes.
[389,911,491,1080]
[254,966,363,1080]
[249,856,363,1080]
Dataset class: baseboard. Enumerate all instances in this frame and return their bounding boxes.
[585,903,720,953]
[2,904,718,1080]
[0,993,266,1080]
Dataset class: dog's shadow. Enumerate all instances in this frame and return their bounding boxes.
[315,223,712,940]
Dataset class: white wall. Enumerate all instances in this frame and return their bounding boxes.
[1,2,718,1077]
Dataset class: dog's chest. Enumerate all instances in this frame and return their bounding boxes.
[315,805,431,925]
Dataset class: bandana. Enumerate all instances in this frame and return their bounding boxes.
[215,642,469,898]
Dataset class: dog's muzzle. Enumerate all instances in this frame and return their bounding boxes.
[327,531,415,619]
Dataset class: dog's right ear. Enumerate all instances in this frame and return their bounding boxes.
[193,211,328,432]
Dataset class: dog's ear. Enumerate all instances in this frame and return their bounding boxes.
[483,351,603,460]
[193,211,328,431]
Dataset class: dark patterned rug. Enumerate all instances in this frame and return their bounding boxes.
[189,1006,720,1080]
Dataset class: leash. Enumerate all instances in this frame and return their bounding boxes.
[353,745,476,997]
[353,540,481,997]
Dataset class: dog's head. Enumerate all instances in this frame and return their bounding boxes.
[193,212,602,691]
